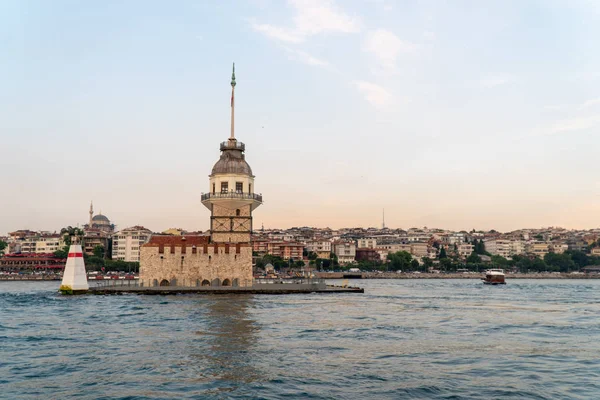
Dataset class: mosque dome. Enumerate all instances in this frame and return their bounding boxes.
[211,141,253,176]
[92,214,110,223]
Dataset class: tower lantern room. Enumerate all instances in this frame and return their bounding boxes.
[201,63,262,243]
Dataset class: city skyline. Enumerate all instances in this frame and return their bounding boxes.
[2,0,600,233]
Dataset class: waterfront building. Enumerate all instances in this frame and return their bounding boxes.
[0,253,65,273]
[526,241,550,258]
[355,248,381,262]
[484,239,525,259]
[306,240,332,258]
[82,229,110,257]
[139,64,261,287]
[112,226,153,262]
[410,242,429,258]
[8,233,65,254]
[332,241,356,265]
[266,241,303,260]
[456,243,474,258]
[549,242,568,254]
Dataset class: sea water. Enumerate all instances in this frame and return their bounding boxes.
[1,279,599,399]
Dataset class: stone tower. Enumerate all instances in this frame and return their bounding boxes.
[201,63,262,243]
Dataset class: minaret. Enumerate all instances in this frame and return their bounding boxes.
[89,201,94,227]
[382,209,386,230]
[201,64,262,243]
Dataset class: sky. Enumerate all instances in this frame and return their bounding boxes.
[1,0,600,234]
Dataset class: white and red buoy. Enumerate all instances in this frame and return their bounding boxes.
[59,242,89,294]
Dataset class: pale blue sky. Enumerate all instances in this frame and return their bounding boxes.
[1,0,599,233]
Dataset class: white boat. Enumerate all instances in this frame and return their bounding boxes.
[482,269,506,285]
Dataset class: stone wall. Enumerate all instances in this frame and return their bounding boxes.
[211,203,252,243]
[139,242,253,287]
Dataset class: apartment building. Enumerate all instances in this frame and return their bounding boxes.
[484,239,525,259]
[457,243,474,258]
[306,240,332,258]
[410,242,429,258]
[112,226,152,262]
[357,238,377,249]
[12,234,65,254]
[527,242,550,258]
[266,241,304,260]
[332,241,356,265]
[549,243,568,254]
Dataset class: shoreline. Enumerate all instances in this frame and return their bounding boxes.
[318,272,600,279]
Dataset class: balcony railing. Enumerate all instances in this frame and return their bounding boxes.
[220,141,245,151]
[201,192,262,202]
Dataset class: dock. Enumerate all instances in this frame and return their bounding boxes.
[86,278,364,295]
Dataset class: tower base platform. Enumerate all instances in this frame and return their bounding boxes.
[87,284,363,295]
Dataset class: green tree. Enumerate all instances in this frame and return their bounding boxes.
[531,257,548,272]
[387,251,412,271]
[491,255,509,267]
[467,252,482,264]
[544,253,575,273]
[438,247,447,259]
[422,257,433,269]
[410,259,420,271]
[0,240,7,256]
[93,245,105,258]
[439,258,454,271]
[568,251,588,270]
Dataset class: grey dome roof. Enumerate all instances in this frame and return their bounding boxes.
[92,214,110,223]
[211,147,253,176]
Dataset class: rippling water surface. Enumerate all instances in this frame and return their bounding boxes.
[1,279,600,399]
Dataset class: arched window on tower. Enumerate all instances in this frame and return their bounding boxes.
[212,183,215,194]
[236,209,240,216]
[249,184,252,194]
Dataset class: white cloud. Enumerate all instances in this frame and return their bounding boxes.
[580,97,600,109]
[290,0,360,36]
[353,80,393,107]
[549,115,600,134]
[480,75,512,88]
[363,29,415,72]
[251,0,360,43]
[251,23,303,43]
[282,47,330,67]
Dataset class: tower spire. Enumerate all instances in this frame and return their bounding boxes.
[230,62,236,140]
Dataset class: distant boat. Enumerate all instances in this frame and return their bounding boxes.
[482,269,506,285]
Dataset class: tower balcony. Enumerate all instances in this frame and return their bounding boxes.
[220,141,245,152]
[201,192,262,202]
[201,192,263,211]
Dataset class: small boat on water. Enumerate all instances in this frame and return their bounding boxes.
[482,269,506,285]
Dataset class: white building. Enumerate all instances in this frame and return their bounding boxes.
[332,242,356,265]
[484,239,525,259]
[457,243,474,258]
[357,238,377,249]
[306,240,332,254]
[14,234,65,254]
[112,226,153,262]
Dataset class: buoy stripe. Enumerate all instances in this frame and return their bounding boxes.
[68,252,84,258]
